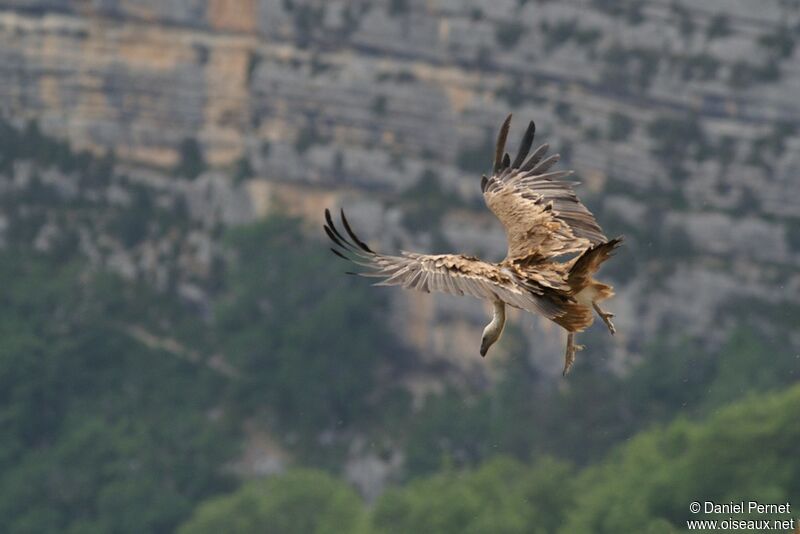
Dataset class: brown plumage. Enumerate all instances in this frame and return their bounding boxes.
[325,114,622,375]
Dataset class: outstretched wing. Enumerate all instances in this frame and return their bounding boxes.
[481,115,606,263]
[324,209,565,319]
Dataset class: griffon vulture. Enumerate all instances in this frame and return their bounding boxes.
[324,114,622,375]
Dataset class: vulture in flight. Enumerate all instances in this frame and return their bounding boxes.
[324,114,622,375]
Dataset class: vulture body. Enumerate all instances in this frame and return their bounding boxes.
[324,115,621,375]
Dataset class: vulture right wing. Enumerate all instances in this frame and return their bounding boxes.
[324,209,565,320]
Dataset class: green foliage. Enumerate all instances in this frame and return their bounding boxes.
[404,317,797,478]
[373,456,576,534]
[747,120,797,170]
[584,125,602,141]
[601,45,660,93]
[647,115,708,173]
[399,169,461,237]
[233,155,254,184]
[291,4,326,48]
[495,21,526,50]
[560,384,800,532]
[175,137,207,180]
[294,123,327,154]
[475,46,493,70]
[714,135,738,169]
[216,217,409,446]
[624,338,715,421]
[495,75,547,108]
[677,53,720,82]
[371,94,388,116]
[404,329,618,474]
[671,1,694,37]
[706,14,731,40]
[0,207,415,530]
[456,131,494,174]
[540,19,602,51]
[705,329,785,407]
[757,26,796,60]
[591,0,644,24]
[554,101,576,124]
[0,252,236,534]
[607,111,634,142]
[0,118,112,181]
[388,0,409,17]
[728,60,781,89]
[787,219,800,252]
[378,382,800,533]
[246,51,261,84]
[108,185,154,247]
[179,470,369,534]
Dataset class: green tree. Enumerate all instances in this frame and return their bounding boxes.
[373,456,575,534]
[608,111,634,142]
[0,252,236,534]
[216,217,410,451]
[647,115,708,173]
[705,14,731,41]
[175,137,207,179]
[495,21,526,50]
[179,470,368,534]
[560,384,800,533]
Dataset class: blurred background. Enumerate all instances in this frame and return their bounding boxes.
[1,0,799,532]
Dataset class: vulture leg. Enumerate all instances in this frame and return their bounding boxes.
[562,332,584,377]
[592,302,616,335]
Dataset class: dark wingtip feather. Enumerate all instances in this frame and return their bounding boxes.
[324,208,351,246]
[322,224,348,249]
[330,248,350,261]
[494,114,512,173]
[502,152,511,169]
[340,209,375,254]
[511,120,536,168]
[480,175,488,192]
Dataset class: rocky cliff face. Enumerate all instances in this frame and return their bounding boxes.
[1,0,799,380]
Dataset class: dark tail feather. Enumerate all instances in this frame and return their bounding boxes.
[568,237,623,291]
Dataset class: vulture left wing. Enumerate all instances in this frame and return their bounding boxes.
[481,115,606,263]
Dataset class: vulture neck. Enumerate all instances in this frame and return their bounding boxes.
[483,300,506,345]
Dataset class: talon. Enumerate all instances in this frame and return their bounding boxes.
[603,315,616,335]
[562,357,574,377]
[563,333,581,376]
[593,303,617,336]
